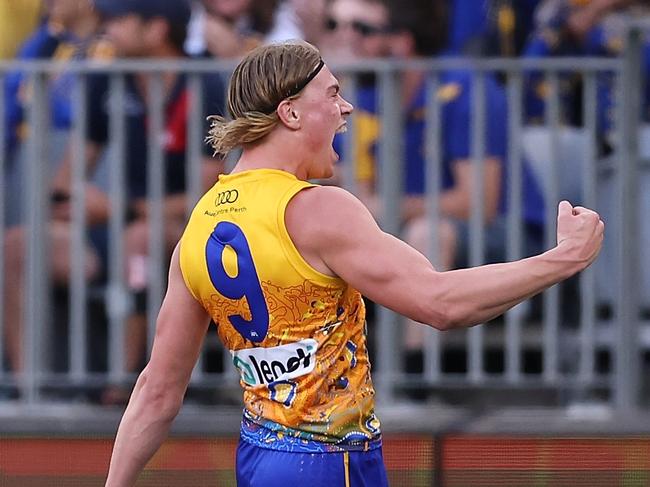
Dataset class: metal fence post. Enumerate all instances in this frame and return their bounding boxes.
[614,23,642,411]
[468,71,487,383]
[424,73,442,382]
[543,72,561,384]
[578,72,598,388]
[505,70,524,383]
[376,65,402,404]
[107,73,129,385]
[146,72,166,355]
[69,76,88,381]
[23,72,49,404]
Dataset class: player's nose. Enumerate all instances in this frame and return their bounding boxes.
[340,96,354,115]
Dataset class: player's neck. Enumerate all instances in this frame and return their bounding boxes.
[232,133,311,180]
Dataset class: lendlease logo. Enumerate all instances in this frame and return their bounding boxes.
[231,339,318,387]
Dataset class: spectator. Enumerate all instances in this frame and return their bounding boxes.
[2,0,108,374]
[522,0,637,128]
[185,0,303,58]
[4,0,109,167]
[446,0,489,54]
[484,0,543,57]
[445,0,542,56]
[387,0,546,392]
[318,0,393,62]
[289,0,329,46]
[520,0,650,312]
[2,0,226,404]
[95,0,226,403]
[321,0,395,208]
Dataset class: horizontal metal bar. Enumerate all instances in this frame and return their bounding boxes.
[0,371,239,388]
[398,374,612,389]
[0,56,624,74]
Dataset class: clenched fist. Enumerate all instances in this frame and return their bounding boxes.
[556,200,604,270]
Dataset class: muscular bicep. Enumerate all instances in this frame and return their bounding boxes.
[144,244,211,394]
[287,187,444,325]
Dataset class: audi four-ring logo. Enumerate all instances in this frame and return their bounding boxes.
[215,189,239,206]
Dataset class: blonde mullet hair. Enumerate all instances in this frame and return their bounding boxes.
[206,40,323,156]
[207,112,278,156]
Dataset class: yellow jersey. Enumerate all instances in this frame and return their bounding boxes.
[179,169,380,451]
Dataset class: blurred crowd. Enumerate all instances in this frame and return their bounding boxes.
[2,0,650,403]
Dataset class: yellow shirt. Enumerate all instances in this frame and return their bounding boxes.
[0,0,43,59]
[180,169,379,447]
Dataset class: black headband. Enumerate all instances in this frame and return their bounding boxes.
[260,58,325,115]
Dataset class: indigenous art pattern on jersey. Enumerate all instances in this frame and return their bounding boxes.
[179,169,380,451]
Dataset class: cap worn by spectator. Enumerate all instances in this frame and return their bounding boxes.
[94,0,191,26]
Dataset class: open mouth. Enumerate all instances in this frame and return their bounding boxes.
[336,123,348,134]
[332,145,340,161]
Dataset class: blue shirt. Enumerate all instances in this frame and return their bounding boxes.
[447,0,490,53]
[404,70,545,226]
[3,23,111,157]
[521,7,641,135]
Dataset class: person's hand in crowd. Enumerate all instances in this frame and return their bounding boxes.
[204,14,260,58]
[566,0,635,39]
[290,0,328,44]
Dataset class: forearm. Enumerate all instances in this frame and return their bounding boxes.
[401,192,498,224]
[105,378,180,486]
[400,191,476,222]
[84,184,111,225]
[430,245,580,329]
[438,191,499,223]
[438,159,501,222]
[438,189,471,220]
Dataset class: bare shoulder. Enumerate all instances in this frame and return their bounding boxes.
[285,185,380,276]
[288,184,362,209]
[285,185,376,242]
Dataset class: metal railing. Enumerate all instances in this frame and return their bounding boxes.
[0,26,647,418]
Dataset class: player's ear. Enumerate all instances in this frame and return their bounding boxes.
[276,99,301,130]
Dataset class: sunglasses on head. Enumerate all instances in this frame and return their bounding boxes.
[325,17,389,36]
